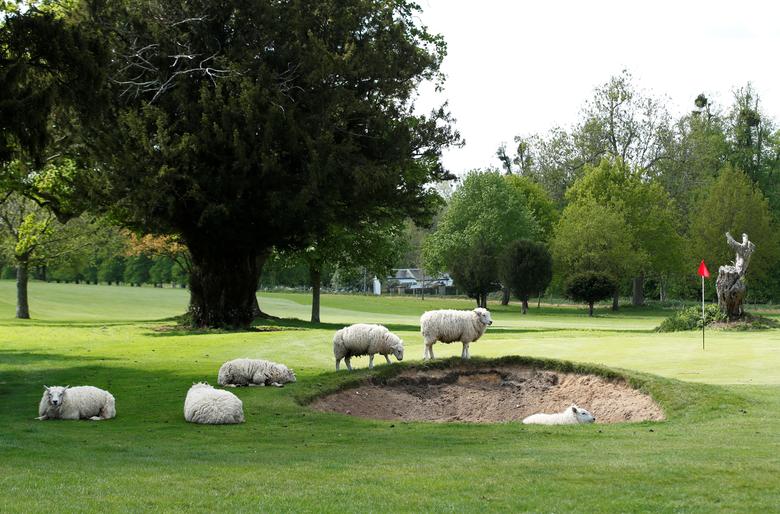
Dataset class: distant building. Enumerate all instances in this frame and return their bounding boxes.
[385,268,454,295]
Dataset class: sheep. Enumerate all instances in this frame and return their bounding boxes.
[184,382,244,424]
[333,323,404,371]
[217,358,296,388]
[522,404,596,425]
[420,307,493,360]
[36,385,116,421]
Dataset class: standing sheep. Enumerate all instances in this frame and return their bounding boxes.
[333,324,404,371]
[522,404,596,425]
[420,307,493,360]
[184,383,244,424]
[218,358,296,388]
[36,385,116,421]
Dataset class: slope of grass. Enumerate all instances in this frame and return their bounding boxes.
[1,282,779,512]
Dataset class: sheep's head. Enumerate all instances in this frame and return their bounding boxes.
[570,405,596,423]
[190,382,212,390]
[283,367,297,383]
[44,385,69,408]
[392,340,404,361]
[474,308,493,326]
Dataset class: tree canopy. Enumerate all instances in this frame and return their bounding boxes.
[84,0,459,327]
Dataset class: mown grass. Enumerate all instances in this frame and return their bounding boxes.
[1,281,779,512]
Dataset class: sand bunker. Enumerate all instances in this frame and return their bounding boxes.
[311,365,665,423]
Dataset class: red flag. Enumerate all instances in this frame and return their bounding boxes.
[698,260,710,278]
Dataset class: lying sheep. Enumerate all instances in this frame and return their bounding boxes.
[333,323,404,371]
[36,385,116,421]
[184,382,244,424]
[522,404,596,425]
[420,307,493,360]
[217,358,296,388]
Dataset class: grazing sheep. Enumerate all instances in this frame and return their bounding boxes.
[217,358,296,388]
[522,404,596,425]
[333,323,404,371]
[420,307,493,360]
[36,385,116,421]
[184,382,244,424]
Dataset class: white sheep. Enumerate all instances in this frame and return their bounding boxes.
[333,323,404,371]
[522,404,596,425]
[217,358,296,388]
[420,307,493,360]
[184,382,244,424]
[36,385,116,421]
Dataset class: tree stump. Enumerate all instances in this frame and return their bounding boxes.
[716,232,755,321]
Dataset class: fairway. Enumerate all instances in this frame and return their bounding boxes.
[1,282,779,512]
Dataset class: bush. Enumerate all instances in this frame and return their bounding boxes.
[656,304,726,332]
[564,271,617,316]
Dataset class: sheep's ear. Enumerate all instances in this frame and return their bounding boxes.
[64,385,70,390]
[43,385,49,390]
[571,406,578,413]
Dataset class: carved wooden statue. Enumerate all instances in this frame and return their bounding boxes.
[716,232,755,320]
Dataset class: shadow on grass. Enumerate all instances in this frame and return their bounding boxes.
[0,350,120,366]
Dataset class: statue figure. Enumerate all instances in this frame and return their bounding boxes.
[716,232,755,320]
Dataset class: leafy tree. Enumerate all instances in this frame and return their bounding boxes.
[423,170,539,280]
[504,176,559,241]
[89,0,459,327]
[148,256,174,287]
[689,165,780,302]
[566,157,685,305]
[499,239,552,314]
[450,239,501,308]
[0,193,94,317]
[550,197,639,309]
[123,255,151,287]
[97,256,124,285]
[298,220,407,323]
[564,271,617,316]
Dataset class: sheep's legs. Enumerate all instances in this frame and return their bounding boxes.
[424,343,435,360]
[461,342,470,359]
[345,357,353,371]
[368,355,374,369]
[89,416,104,421]
[385,355,392,364]
[35,415,48,420]
[336,358,341,371]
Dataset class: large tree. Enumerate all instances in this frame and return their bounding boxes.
[88,0,459,327]
[565,157,685,306]
[422,171,539,292]
[499,239,552,314]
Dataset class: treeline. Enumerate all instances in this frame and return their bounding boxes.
[419,72,780,309]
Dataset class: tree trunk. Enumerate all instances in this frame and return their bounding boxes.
[537,293,542,309]
[717,268,746,320]
[612,290,619,311]
[310,262,322,323]
[632,274,644,306]
[16,261,30,319]
[187,248,265,328]
[521,297,528,314]
[588,301,594,317]
[501,286,510,306]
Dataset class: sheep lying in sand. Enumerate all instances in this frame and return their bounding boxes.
[184,383,244,424]
[37,385,116,421]
[420,307,493,360]
[333,324,404,371]
[522,404,596,425]
[218,358,296,388]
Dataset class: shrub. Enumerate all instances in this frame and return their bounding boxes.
[656,304,726,332]
[564,271,617,316]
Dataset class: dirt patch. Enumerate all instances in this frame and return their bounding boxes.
[310,365,665,424]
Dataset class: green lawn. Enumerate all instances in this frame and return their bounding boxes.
[1,281,779,512]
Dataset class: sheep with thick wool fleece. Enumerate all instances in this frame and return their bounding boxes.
[420,307,493,360]
[37,385,116,421]
[184,383,244,424]
[522,404,596,425]
[333,323,404,371]
[218,358,296,388]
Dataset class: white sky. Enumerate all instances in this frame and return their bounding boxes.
[415,0,780,176]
